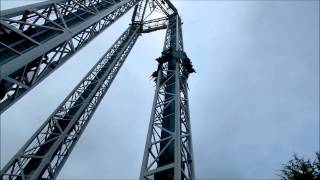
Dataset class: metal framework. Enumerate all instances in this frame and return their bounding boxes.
[140,15,195,180]
[1,25,140,179]
[0,0,195,179]
[0,0,139,113]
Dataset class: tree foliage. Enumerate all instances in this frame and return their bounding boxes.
[280,152,320,180]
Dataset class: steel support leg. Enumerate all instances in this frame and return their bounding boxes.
[0,25,140,180]
[0,0,141,114]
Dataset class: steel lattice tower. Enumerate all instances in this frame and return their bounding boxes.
[0,0,195,179]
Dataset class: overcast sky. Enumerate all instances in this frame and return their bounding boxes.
[1,0,319,179]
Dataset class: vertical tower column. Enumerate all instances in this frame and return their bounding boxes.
[140,14,195,180]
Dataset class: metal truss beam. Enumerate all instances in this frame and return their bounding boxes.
[0,0,141,114]
[131,0,149,23]
[130,0,179,34]
[131,0,176,23]
[0,25,140,180]
[140,15,195,180]
[137,16,169,33]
